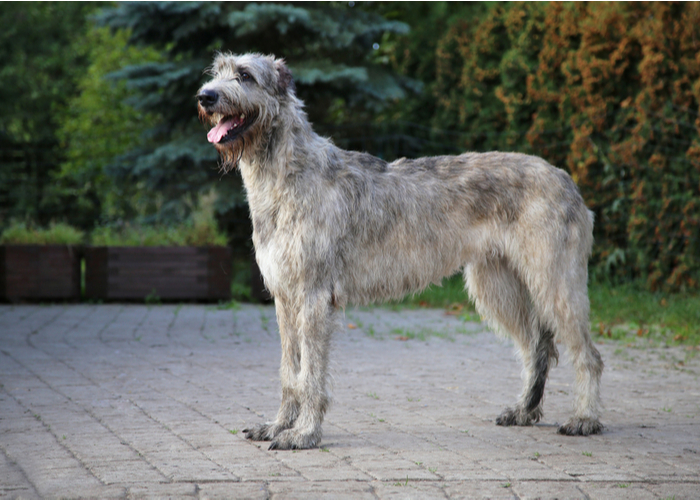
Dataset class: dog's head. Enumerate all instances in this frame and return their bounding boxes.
[197,53,295,171]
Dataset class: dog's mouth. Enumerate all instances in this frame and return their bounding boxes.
[207,112,254,144]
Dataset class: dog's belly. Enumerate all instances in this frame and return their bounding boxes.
[336,228,478,305]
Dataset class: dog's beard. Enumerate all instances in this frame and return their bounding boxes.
[215,136,248,173]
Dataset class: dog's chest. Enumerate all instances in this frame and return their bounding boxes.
[251,207,304,295]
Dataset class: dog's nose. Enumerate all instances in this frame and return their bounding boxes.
[197,89,219,107]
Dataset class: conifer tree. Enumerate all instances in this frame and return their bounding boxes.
[97,2,410,221]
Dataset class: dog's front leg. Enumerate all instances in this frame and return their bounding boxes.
[244,296,300,441]
[268,290,334,450]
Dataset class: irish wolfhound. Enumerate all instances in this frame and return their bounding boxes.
[197,53,604,450]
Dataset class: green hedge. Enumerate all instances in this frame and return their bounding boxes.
[429,2,700,291]
[0,221,84,245]
[90,221,226,247]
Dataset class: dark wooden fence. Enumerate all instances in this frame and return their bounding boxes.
[85,246,231,301]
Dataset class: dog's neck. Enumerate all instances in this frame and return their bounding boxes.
[238,95,328,222]
[240,96,328,188]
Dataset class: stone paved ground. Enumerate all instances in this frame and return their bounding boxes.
[0,303,698,499]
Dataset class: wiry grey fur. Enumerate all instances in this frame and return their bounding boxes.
[197,53,604,450]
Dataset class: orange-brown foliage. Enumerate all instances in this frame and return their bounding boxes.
[434,2,700,291]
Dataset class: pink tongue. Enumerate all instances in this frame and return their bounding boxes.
[207,118,234,143]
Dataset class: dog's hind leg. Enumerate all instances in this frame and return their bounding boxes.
[465,257,557,426]
[268,289,335,450]
[557,327,603,435]
[547,275,603,436]
[521,229,603,436]
[244,295,300,441]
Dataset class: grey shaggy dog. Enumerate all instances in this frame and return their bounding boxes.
[197,53,604,450]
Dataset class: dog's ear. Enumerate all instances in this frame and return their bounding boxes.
[275,58,296,96]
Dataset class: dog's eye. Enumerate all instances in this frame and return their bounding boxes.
[240,72,251,82]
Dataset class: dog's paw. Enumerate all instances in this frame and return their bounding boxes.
[496,407,520,426]
[268,428,321,450]
[243,422,286,441]
[496,406,541,426]
[558,418,603,436]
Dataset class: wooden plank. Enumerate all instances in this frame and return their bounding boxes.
[207,247,232,300]
[1,245,80,301]
[84,246,231,301]
[0,246,5,299]
[85,247,108,300]
[107,267,207,277]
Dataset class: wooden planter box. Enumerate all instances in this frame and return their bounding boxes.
[85,246,231,301]
[0,245,81,302]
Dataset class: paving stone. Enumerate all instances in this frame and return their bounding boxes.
[268,480,376,500]
[127,482,198,499]
[0,447,40,499]
[647,481,700,500]
[197,482,268,500]
[579,482,658,500]
[510,480,589,499]
[372,480,449,499]
[442,480,518,499]
[1,303,699,498]
[88,458,164,485]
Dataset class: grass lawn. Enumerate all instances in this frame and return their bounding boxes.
[588,282,700,347]
[393,274,700,347]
